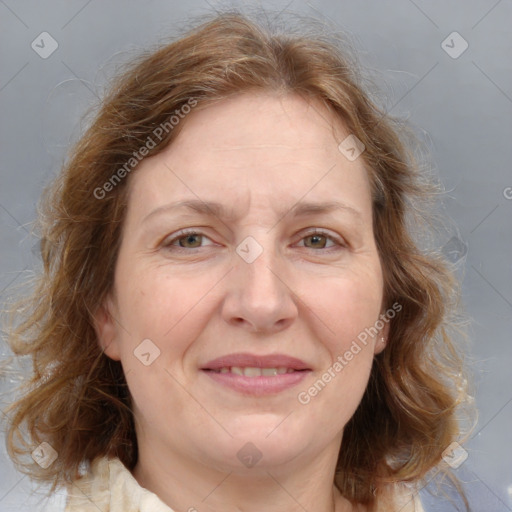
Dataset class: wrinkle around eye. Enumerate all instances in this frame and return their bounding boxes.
[139,217,369,256]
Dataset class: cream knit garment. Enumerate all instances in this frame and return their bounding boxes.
[64,456,424,512]
[64,457,174,512]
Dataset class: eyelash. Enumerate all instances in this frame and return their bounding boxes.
[161,228,346,253]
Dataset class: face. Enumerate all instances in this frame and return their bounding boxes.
[95,92,387,474]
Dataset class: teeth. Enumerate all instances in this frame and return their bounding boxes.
[244,367,262,377]
[216,367,293,376]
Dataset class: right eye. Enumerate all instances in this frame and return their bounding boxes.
[161,229,216,251]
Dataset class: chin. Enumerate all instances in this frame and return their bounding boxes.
[199,416,313,468]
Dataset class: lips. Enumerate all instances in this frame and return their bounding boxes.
[214,366,294,377]
[200,353,312,395]
[201,353,311,372]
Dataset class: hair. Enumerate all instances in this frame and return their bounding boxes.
[3,8,474,511]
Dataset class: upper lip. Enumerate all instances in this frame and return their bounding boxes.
[201,353,311,371]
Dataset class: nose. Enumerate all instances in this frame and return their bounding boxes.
[221,241,298,334]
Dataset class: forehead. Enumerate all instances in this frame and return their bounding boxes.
[125,91,372,223]
[161,92,351,159]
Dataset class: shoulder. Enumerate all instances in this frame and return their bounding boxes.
[64,457,111,511]
[336,482,425,512]
[64,456,174,512]
[374,483,425,512]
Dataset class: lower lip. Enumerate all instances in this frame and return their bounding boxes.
[201,370,311,396]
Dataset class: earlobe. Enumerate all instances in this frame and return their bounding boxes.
[373,317,390,355]
[93,296,122,361]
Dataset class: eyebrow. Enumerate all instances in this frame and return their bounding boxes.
[142,199,363,224]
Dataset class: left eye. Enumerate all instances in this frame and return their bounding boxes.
[298,231,339,250]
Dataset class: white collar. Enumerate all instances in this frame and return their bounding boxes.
[65,456,174,512]
[64,456,424,512]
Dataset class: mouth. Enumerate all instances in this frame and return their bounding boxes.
[204,366,307,377]
[200,353,312,395]
[201,352,311,372]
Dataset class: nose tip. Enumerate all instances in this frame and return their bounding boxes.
[222,246,298,333]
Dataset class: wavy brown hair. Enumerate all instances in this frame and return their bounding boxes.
[3,9,473,510]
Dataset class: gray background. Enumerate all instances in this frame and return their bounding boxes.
[1,1,511,511]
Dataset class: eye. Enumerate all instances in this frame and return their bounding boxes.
[296,229,345,251]
[161,228,345,253]
[162,229,215,251]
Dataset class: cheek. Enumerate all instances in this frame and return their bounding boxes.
[298,268,382,420]
[296,280,379,426]
[114,270,213,425]
[114,266,217,366]
[314,270,383,351]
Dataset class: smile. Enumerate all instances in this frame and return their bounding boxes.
[208,366,302,376]
[201,368,311,395]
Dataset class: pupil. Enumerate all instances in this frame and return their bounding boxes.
[182,234,200,247]
[309,235,325,248]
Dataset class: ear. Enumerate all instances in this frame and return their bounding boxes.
[93,295,122,361]
[373,316,390,356]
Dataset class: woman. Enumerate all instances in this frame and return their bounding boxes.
[4,10,472,512]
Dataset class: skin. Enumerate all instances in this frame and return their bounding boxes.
[94,91,390,512]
